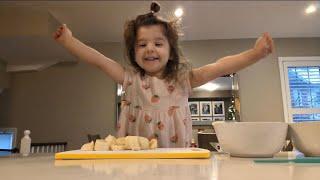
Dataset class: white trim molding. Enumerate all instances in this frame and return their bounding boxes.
[278,56,320,123]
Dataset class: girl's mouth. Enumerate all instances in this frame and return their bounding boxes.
[144,57,159,61]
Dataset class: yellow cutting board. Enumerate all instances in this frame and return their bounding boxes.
[55,148,211,160]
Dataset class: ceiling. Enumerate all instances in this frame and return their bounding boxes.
[0,1,319,68]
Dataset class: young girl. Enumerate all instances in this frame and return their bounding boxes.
[53,2,274,148]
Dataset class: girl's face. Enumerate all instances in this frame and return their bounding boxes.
[135,25,170,78]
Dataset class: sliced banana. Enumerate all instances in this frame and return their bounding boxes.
[80,141,94,151]
[80,135,158,151]
[125,136,141,151]
[138,137,150,150]
[149,139,158,149]
[94,139,110,151]
[111,144,125,151]
[115,137,126,146]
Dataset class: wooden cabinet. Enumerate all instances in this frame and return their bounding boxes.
[197,132,219,151]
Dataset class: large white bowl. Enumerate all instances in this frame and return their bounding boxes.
[212,122,288,158]
[289,122,320,157]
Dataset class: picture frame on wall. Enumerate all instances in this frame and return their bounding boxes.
[200,101,212,116]
[191,117,200,121]
[188,101,200,116]
[212,101,225,116]
[200,117,213,121]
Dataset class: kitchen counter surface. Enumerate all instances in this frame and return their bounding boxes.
[1,152,319,180]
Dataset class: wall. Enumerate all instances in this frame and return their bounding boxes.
[0,60,10,88]
[1,43,123,149]
[0,60,10,125]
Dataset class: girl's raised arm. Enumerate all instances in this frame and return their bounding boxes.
[190,32,274,88]
[53,24,125,84]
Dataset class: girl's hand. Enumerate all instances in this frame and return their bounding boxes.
[53,24,73,45]
[253,32,274,59]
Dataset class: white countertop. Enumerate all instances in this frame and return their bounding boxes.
[0,152,319,180]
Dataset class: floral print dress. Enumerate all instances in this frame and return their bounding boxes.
[117,69,193,148]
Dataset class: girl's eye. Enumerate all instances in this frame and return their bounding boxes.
[138,44,146,47]
[155,43,163,47]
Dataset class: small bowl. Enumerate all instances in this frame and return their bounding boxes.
[213,121,288,158]
[289,122,320,156]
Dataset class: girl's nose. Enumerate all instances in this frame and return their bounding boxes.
[146,43,155,53]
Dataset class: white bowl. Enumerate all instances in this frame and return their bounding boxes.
[212,122,288,158]
[289,122,320,157]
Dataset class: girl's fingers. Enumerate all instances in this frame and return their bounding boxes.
[270,39,275,53]
[262,32,268,39]
[62,24,67,32]
[57,24,67,35]
[54,29,61,35]
[56,28,64,36]
[268,41,273,54]
[57,25,64,33]
[266,35,274,53]
[261,32,274,54]
[53,30,62,40]
[54,33,59,39]
[53,24,68,41]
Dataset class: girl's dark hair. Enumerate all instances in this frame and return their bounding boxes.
[124,1,191,81]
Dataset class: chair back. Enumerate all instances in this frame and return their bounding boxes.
[31,142,67,153]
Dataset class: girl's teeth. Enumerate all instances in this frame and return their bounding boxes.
[145,57,158,61]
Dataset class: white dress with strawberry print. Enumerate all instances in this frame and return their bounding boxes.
[117,69,193,148]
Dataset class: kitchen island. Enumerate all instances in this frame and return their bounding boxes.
[0,152,319,180]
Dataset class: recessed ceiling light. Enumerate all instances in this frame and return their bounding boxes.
[305,4,317,14]
[174,8,183,18]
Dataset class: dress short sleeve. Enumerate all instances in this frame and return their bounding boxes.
[122,68,135,90]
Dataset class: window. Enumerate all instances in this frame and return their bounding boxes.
[279,57,320,122]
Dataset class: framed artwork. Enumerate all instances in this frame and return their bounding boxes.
[188,102,200,116]
[191,117,200,121]
[213,116,225,121]
[200,117,213,121]
[212,101,225,116]
[200,101,212,116]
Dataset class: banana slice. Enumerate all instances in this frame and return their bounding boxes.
[80,141,94,151]
[138,137,150,150]
[94,139,110,151]
[115,137,126,146]
[80,135,158,151]
[104,135,116,150]
[111,144,125,151]
[149,139,158,149]
[125,136,141,151]
[105,135,116,144]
